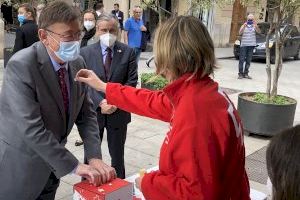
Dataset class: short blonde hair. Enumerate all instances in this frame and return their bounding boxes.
[154,16,216,80]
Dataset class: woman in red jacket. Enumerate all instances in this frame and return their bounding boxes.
[75,16,250,200]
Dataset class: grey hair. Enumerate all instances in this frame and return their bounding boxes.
[97,13,118,26]
[133,5,141,12]
[247,13,254,19]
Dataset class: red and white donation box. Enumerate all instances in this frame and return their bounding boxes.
[73,178,133,200]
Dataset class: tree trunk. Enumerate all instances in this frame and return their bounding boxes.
[270,3,282,97]
[157,0,162,24]
[171,0,178,16]
[271,42,283,97]
[265,0,276,99]
[229,0,246,43]
[265,28,272,98]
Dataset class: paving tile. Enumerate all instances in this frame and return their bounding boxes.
[127,137,161,157]
[125,163,141,177]
[56,194,73,200]
[124,147,158,168]
[246,146,268,185]
[244,135,270,156]
[249,180,269,196]
[54,181,73,200]
[61,174,82,186]
[247,146,267,162]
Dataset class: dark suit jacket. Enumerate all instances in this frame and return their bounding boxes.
[111,10,124,30]
[80,41,138,128]
[0,42,101,199]
[13,20,39,54]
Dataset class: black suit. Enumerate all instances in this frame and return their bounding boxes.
[13,20,39,54]
[111,10,124,30]
[80,41,138,178]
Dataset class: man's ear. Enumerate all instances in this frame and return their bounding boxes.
[38,29,48,45]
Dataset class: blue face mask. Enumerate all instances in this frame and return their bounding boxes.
[54,40,80,62]
[18,14,26,25]
[247,20,253,25]
[49,34,80,62]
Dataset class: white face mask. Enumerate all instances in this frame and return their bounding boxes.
[84,21,95,31]
[100,33,117,47]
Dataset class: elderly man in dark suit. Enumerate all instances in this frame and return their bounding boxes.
[0,2,115,200]
[81,13,138,179]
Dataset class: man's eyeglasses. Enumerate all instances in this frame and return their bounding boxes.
[45,29,84,40]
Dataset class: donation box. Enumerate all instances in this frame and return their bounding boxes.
[73,178,133,200]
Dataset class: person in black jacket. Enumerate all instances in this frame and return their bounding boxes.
[1,0,13,30]
[80,9,98,48]
[111,3,124,30]
[13,3,39,54]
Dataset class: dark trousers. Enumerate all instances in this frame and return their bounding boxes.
[98,125,127,179]
[83,116,128,179]
[238,46,255,75]
[133,47,141,64]
[36,172,60,200]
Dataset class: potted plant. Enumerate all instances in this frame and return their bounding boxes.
[140,72,168,90]
[238,0,299,136]
[4,47,13,68]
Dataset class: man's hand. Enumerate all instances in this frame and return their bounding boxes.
[124,31,128,45]
[99,100,117,114]
[75,69,107,92]
[75,163,102,186]
[140,25,147,32]
[253,20,261,33]
[89,159,117,184]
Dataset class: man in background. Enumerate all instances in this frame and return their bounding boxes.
[238,13,260,79]
[0,0,13,31]
[36,3,45,24]
[95,2,104,17]
[81,13,138,179]
[124,5,147,63]
[111,3,124,41]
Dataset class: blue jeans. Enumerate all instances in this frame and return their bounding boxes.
[239,46,255,75]
[133,47,141,64]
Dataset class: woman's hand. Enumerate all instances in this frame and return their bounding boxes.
[75,69,106,92]
[135,173,144,191]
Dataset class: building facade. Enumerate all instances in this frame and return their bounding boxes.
[74,0,300,47]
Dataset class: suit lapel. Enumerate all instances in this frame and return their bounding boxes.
[36,42,66,126]
[108,42,123,81]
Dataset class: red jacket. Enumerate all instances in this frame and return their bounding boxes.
[106,73,250,200]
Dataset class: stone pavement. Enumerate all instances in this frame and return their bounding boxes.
[1,47,300,199]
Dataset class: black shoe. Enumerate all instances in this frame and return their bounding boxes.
[244,74,252,79]
[238,74,244,79]
[75,140,84,146]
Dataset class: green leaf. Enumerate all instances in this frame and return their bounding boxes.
[141,73,168,90]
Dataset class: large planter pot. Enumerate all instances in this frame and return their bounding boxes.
[238,92,297,136]
[4,48,13,68]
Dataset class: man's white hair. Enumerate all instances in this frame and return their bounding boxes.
[247,13,254,19]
